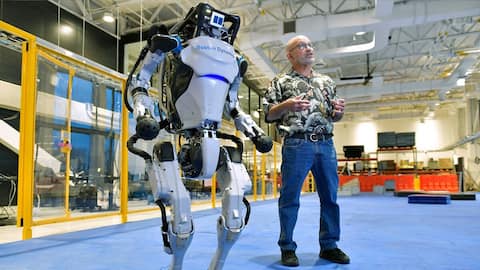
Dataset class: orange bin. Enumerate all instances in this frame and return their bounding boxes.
[339,175,358,187]
[419,174,458,192]
[395,174,415,191]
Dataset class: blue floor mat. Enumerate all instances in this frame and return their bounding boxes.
[408,194,451,204]
[0,193,479,270]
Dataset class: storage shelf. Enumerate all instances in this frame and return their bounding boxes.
[338,168,456,176]
[336,147,453,177]
[377,147,418,174]
[377,146,416,152]
[338,158,377,162]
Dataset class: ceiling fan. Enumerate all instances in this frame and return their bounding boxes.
[339,53,375,85]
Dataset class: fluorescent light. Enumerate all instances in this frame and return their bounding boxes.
[457,48,480,55]
[60,25,73,35]
[103,12,115,23]
[355,31,367,36]
[456,77,466,86]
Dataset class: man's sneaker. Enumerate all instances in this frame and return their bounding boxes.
[281,250,299,267]
[319,248,350,264]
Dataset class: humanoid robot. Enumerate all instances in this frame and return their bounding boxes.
[123,3,272,270]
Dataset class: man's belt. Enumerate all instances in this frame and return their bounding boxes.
[287,133,333,142]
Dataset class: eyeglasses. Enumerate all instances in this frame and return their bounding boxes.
[292,42,314,51]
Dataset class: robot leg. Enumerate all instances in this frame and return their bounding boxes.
[208,146,252,270]
[147,141,194,270]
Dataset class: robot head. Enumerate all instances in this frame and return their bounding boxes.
[170,2,240,45]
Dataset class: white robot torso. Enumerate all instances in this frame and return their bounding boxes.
[176,36,238,130]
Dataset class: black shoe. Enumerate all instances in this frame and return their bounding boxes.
[319,248,350,264]
[281,250,299,267]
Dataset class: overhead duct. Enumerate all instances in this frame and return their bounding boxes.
[438,131,480,151]
[237,0,480,80]
[373,111,425,121]
[347,97,465,112]
[337,57,477,101]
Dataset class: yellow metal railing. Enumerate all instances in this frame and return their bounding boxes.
[0,21,128,238]
[31,44,127,226]
[120,79,129,223]
[36,50,75,221]
[211,174,217,208]
[0,20,39,239]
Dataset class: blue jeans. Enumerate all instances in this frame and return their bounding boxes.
[278,137,340,251]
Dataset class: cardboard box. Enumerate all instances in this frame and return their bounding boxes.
[438,158,453,169]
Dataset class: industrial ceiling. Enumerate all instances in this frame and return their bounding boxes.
[49,0,480,122]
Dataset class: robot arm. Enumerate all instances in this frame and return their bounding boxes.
[124,26,181,140]
[225,56,273,153]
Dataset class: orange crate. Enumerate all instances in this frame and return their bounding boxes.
[395,175,414,190]
[339,175,358,186]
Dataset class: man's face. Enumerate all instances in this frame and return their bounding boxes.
[288,37,315,65]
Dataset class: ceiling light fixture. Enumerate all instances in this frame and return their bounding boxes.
[456,48,480,55]
[60,25,73,35]
[103,12,115,23]
[355,31,367,36]
[456,77,466,86]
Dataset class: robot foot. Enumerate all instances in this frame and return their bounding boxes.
[150,34,179,53]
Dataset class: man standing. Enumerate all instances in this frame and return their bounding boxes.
[263,35,349,267]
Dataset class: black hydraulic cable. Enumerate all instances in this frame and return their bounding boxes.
[216,131,243,154]
[124,46,149,113]
[242,196,251,226]
[126,134,152,161]
[156,200,172,250]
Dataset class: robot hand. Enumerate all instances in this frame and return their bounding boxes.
[234,111,272,153]
[128,86,160,141]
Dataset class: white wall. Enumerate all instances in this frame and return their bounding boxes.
[333,114,461,165]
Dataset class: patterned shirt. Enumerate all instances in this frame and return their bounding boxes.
[263,69,340,137]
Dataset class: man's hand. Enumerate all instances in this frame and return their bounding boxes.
[265,94,310,122]
[331,98,345,121]
[332,98,345,114]
[287,95,311,112]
